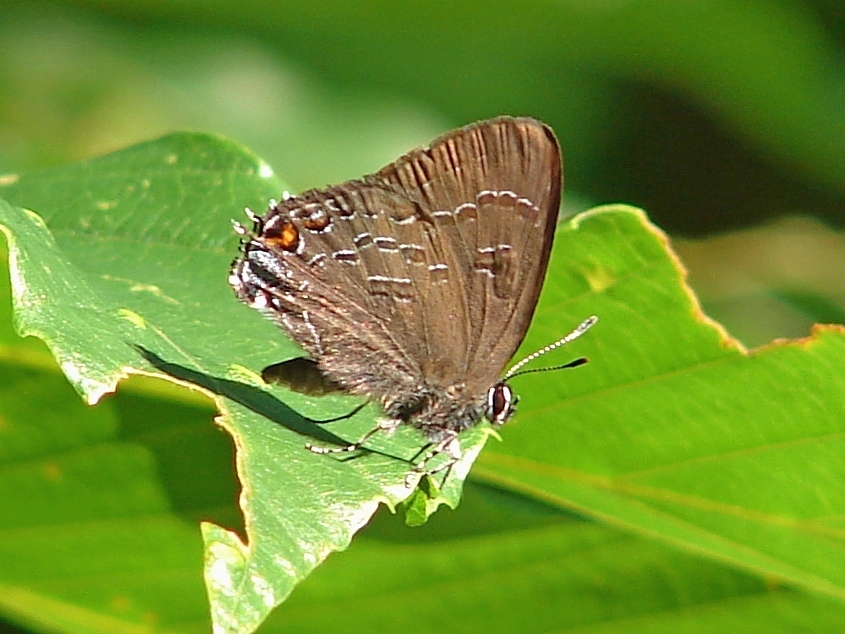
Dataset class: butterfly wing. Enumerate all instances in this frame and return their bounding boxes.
[231,117,561,407]
[372,117,561,395]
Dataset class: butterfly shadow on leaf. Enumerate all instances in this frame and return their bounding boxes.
[133,345,374,451]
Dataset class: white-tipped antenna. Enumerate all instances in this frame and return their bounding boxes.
[503,315,598,381]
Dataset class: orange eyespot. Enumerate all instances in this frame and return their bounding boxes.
[303,213,330,231]
[265,221,300,251]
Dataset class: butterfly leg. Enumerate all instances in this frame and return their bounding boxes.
[409,441,434,464]
[305,418,401,455]
[405,432,461,488]
[314,400,368,424]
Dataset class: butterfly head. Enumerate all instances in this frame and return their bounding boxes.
[485,381,518,425]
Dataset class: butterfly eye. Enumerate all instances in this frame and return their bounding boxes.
[486,382,516,424]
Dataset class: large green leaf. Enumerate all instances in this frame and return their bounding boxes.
[2,132,843,632]
[474,212,845,601]
[0,365,231,634]
[279,491,845,633]
[3,367,844,634]
[0,134,487,633]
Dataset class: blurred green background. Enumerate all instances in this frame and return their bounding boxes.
[2,0,844,346]
[3,0,844,232]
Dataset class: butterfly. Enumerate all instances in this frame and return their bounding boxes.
[229,116,595,485]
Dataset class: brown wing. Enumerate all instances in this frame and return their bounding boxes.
[372,117,561,394]
[234,184,428,399]
[233,117,561,402]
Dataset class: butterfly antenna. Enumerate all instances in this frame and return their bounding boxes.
[506,357,588,380]
[503,315,598,381]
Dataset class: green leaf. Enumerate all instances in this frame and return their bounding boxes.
[0,363,232,633]
[276,490,845,632]
[473,209,845,603]
[0,134,487,632]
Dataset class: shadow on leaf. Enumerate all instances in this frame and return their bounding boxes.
[134,345,360,448]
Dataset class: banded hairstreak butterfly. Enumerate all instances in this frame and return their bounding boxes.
[229,116,596,485]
